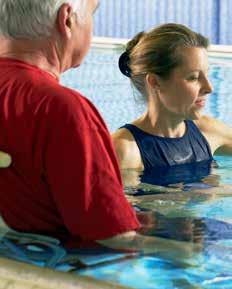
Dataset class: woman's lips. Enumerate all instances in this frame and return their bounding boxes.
[195,99,206,107]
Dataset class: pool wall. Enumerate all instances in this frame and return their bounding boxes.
[93,0,232,45]
[92,36,232,57]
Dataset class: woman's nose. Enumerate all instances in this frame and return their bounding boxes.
[203,77,213,94]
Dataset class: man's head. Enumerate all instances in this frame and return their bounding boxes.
[0,0,99,70]
[0,0,88,39]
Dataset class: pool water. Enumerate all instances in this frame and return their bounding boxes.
[62,47,232,289]
[76,155,232,289]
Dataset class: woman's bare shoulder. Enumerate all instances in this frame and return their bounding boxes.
[112,127,135,142]
[112,128,143,169]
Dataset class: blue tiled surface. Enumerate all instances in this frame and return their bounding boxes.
[93,0,232,45]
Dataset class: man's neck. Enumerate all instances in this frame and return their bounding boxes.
[0,37,61,80]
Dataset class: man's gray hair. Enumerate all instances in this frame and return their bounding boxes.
[0,0,88,39]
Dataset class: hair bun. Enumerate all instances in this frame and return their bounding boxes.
[118,51,131,78]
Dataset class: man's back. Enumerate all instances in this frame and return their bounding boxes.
[0,58,63,236]
[0,57,139,247]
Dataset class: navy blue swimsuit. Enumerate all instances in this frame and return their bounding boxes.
[121,120,214,186]
[121,120,213,170]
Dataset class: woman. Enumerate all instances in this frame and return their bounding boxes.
[113,23,232,179]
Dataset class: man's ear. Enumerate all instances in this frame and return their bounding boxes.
[56,3,74,39]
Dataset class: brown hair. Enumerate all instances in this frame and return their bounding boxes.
[119,23,209,97]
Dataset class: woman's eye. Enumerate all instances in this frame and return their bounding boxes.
[188,75,199,81]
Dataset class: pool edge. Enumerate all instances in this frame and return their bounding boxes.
[0,257,134,289]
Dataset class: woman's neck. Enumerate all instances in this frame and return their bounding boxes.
[134,108,186,138]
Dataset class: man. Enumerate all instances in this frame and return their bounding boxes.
[0,0,197,258]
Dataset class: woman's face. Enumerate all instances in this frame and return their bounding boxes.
[156,47,213,120]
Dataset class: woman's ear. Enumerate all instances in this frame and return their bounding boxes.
[145,73,161,91]
[56,3,74,39]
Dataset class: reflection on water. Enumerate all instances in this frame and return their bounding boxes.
[77,181,232,289]
[100,155,232,289]
[124,156,232,219]
[123,157,232,243]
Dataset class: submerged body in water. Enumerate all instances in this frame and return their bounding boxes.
[140,159,217,191]
[124,157,232,249]
[123,158,218,193]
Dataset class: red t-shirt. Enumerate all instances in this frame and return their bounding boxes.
[0,58,139,247]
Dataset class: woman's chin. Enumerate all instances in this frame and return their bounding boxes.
[186,110,202,120]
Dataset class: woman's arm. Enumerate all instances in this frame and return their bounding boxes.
[196,115,232,155]
[97,230,201,264]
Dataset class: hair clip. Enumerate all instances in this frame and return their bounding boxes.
[118,51,131,78]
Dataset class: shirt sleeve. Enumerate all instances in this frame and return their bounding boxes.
[43,90,140,241]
